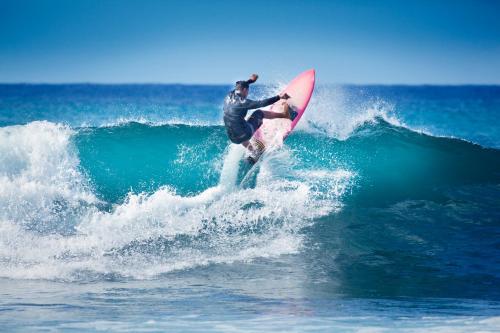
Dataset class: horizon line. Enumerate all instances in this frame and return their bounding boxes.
[1,82,500,87]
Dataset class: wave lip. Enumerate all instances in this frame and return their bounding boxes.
[90,117,222,129]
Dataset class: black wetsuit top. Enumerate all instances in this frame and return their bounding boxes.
[223,90,280,143]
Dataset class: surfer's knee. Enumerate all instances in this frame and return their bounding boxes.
[250,110,264,129]
[253,110,264,120]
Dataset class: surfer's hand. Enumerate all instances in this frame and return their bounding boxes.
[249,74,258,83]
[280,93,290,100]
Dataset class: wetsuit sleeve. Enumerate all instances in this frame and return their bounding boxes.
[243,95,280,109]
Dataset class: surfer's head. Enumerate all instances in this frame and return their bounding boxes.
[234,74,258,98]
[234,80,250,98]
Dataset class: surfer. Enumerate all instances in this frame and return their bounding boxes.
[223,74,293,151]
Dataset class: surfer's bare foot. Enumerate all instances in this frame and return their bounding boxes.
[283,103,298,121]
[283,102,290,119]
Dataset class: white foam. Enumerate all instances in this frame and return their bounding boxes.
[0,121,98,229]
[218,144,246,190]
[0,121,354,281]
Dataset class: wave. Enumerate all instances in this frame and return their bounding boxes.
[0,119,499,297]
[71,116,500,202]
[0,121,353,280]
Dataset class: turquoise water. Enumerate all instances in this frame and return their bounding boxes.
[1,84,500,331]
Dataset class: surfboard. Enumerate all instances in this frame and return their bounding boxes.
[239,69,316,186]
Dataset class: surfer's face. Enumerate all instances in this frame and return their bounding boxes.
[240,87,249,98]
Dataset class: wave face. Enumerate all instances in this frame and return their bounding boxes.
[0,84,499,301]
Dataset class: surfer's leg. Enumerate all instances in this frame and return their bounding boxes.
[261,110,287,119]
[241,140,253,151]
[243,111,265,156]
[247,110,264,131]
[260,102,297,121]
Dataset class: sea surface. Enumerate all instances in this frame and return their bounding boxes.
[0,83,499,332]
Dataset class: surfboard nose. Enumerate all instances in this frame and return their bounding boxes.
[300,69,316,85]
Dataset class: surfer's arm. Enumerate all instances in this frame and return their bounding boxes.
[247,74,258,84]
[244,96,280,109]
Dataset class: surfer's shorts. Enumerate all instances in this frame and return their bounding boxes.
[227,110,264,144]
[246,110,264,136]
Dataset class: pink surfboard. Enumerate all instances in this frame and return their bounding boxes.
[250,69,315,159]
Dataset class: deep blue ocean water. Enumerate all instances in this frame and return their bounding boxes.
[1,84,499,332]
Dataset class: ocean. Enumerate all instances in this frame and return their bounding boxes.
[0,83,499,332]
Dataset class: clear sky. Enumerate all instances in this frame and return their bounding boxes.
[1,0,499,84]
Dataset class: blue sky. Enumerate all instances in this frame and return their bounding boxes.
[1,0,499,84]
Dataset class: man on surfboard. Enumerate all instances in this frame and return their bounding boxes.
[223,74,293,152]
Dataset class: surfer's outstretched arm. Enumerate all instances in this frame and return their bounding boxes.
[242,96,280,110]
[242,92,290,110]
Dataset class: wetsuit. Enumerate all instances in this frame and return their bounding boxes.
[223,90,280,144]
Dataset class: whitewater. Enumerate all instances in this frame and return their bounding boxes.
[1,84,499,332]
